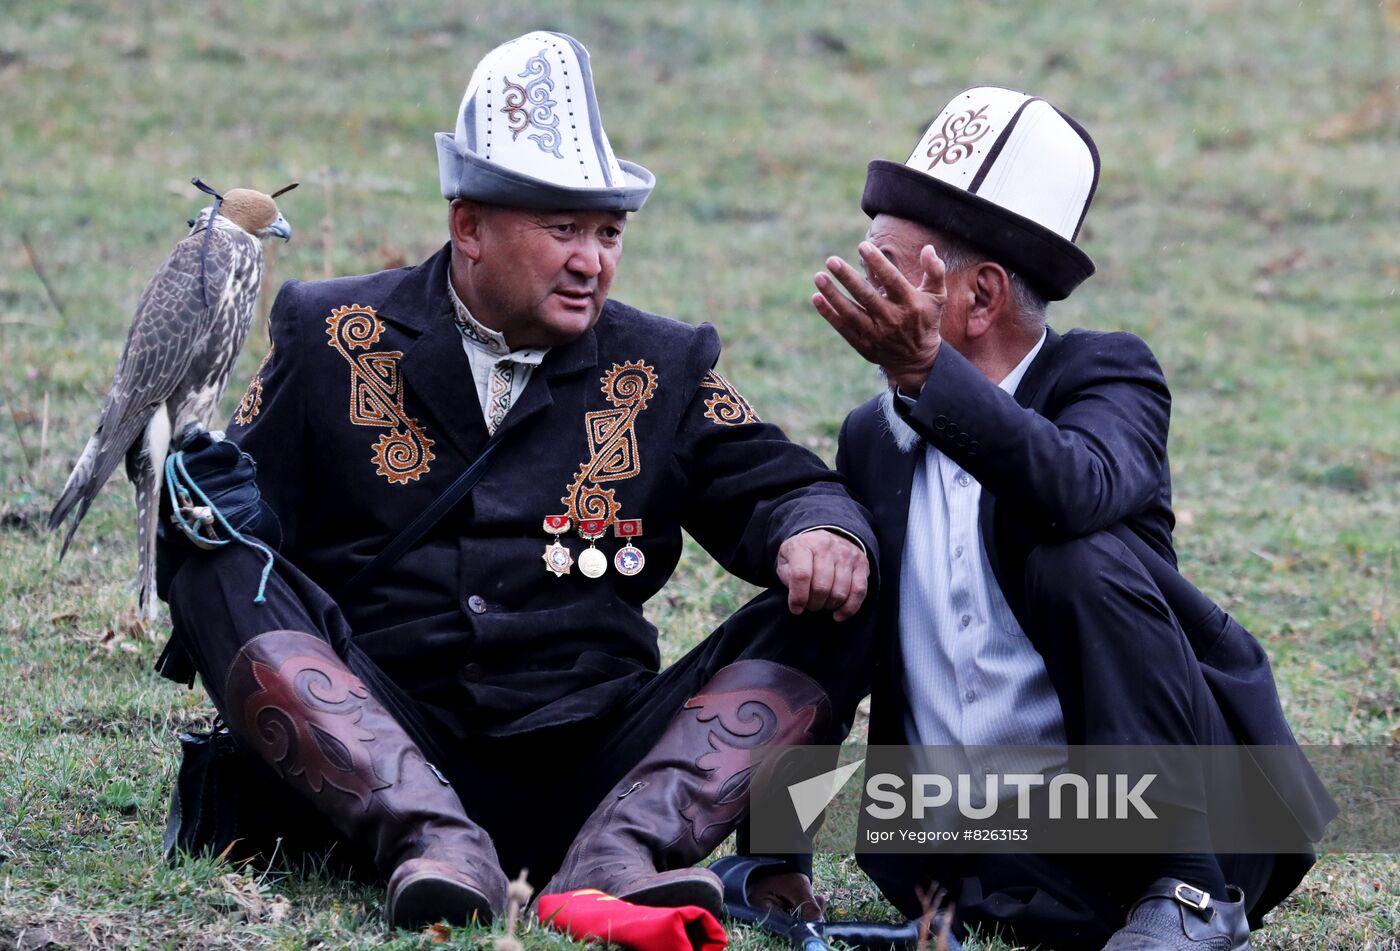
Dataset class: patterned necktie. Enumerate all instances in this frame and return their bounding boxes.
[484,360,515,434]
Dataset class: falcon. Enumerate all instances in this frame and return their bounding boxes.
[49,179,297,620]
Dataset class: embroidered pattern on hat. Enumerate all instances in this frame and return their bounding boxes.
[699,370,759,426]
[561,360,658,526]
[501,49,564,158]
[325,304,436,485]
[233,340,273,425]
[926,104,991,168]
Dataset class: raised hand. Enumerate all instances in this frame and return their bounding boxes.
[812,241,948,394]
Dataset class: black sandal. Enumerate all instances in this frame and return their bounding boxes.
[709,855,960,951]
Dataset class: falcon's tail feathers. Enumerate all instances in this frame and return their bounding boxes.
[47,409,159,559]
[48,432,101,559]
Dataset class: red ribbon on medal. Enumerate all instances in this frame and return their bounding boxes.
[576,518,608,578]
[542,515,574,577]
[613,519,645,576]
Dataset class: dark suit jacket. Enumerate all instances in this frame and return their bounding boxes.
[223,244,876,739]
[838,327,1334,913]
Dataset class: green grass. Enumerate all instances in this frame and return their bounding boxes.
[2,0,1398,947]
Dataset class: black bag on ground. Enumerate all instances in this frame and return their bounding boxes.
[162,723,373,880]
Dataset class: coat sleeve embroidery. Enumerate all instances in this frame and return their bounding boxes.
[699,370,759,426]
[325,303,436,485]
[233,333,274,425]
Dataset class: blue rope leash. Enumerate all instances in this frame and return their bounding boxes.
[163,449,274,604]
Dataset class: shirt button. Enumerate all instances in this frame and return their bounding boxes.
[957,474,971,487]
[955,545,964,558]
[964,689,976,703]
[467,595,488,614]
[960,614,971,628]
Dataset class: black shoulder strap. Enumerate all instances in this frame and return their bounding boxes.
[335,439,501,598]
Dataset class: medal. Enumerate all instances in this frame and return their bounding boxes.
[578,547,608,578]
[614,519,645,576]
[542,515,573,577]
[578,518,608,578]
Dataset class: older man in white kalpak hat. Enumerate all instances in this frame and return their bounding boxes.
[817,88,1333,950]
[156,31,877,930]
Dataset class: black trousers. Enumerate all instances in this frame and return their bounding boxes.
[858,531,1279,951]
[167,543,874,887]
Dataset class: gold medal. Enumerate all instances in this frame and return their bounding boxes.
[578,518,608,579]
[614,519,645,576]
[543,515,573,577]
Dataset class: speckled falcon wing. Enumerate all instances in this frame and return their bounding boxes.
[48,228,232,548]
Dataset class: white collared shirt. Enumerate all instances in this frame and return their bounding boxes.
[899,331,1067,749]
[446,277,548,433]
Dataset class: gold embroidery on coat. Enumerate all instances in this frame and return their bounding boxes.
[699,370,759,426]
[325,304,435,484]
[561,361,658,525]
[233,339,274,425]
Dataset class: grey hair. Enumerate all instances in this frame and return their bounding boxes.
[934,233,1049,330]
[877,386,923,454]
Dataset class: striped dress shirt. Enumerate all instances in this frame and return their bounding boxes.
[898,331,1068,750]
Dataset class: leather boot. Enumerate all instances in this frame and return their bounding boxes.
[1102,879,1251,950]
[222,629,508,929]
[544,659,831,916]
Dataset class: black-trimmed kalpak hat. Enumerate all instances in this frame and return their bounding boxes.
[436,31,655,212]
[862,86,1100,300]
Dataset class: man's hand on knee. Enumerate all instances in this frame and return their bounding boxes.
[776,529,869,622]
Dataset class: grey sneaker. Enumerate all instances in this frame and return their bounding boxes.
[1102,879,1250,950]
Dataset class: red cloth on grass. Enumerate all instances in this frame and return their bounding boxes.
[536,889,727,951]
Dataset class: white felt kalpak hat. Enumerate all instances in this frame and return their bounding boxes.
[436,31,654,211]
[862,86,1099,300]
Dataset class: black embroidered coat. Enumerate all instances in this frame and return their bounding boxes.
[226,244,875,739]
